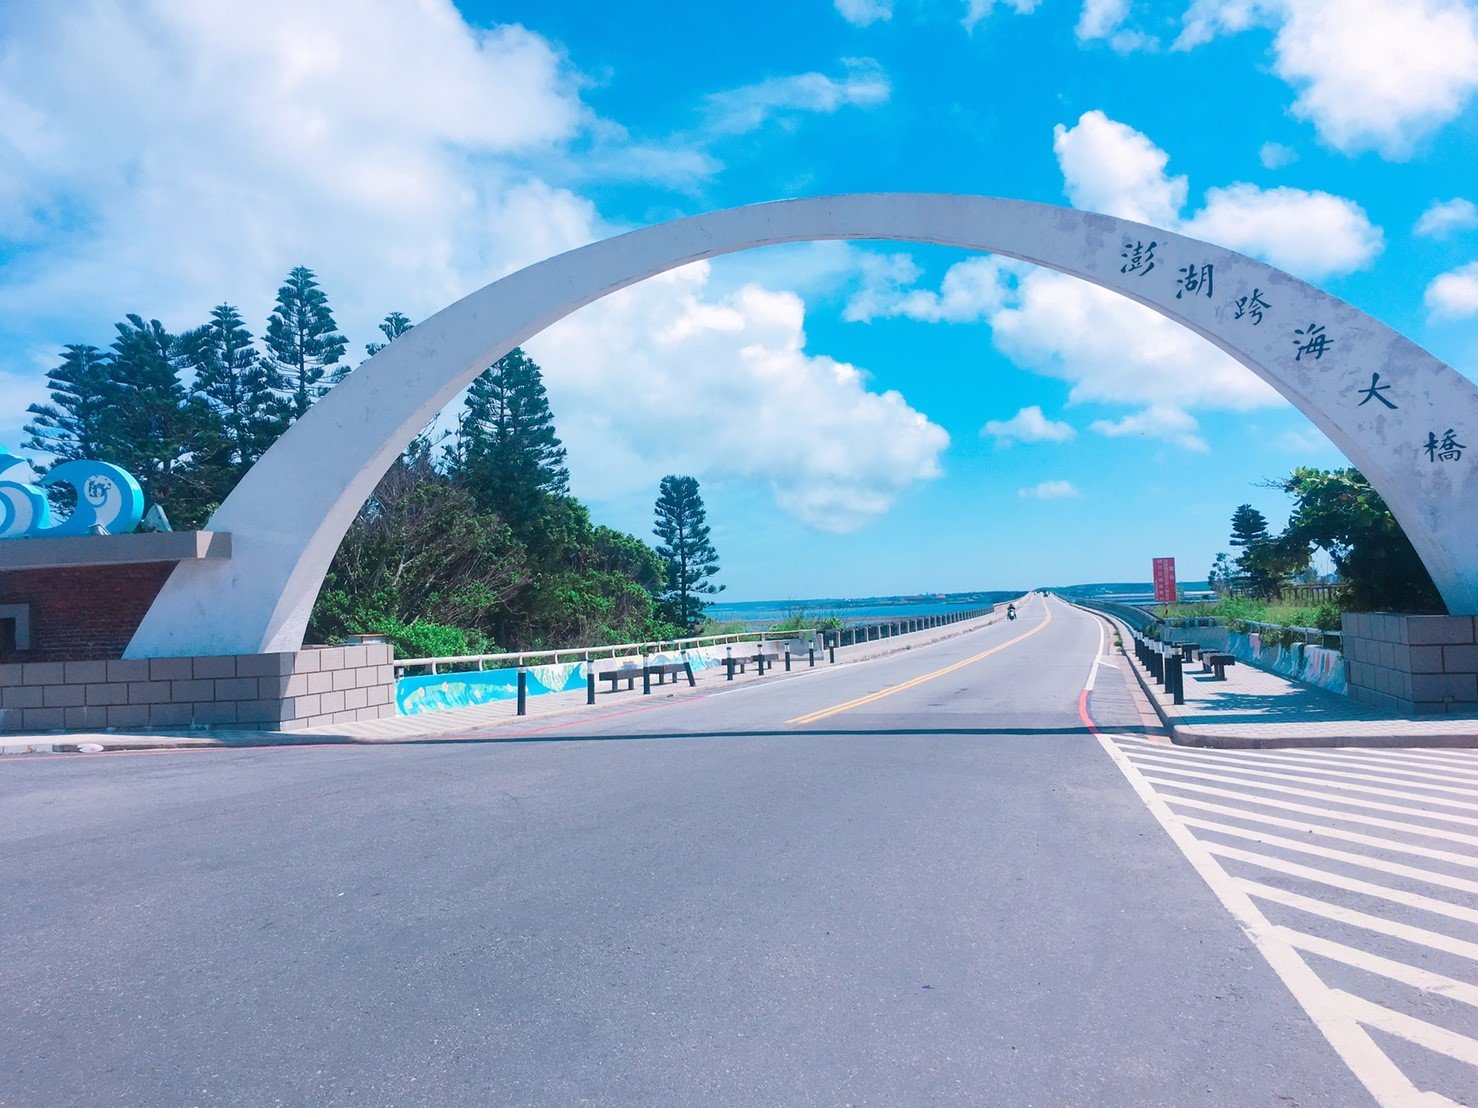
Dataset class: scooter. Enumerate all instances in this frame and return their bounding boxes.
[1007,607,1017,621]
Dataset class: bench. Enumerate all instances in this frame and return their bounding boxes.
[596,660,695,693]
[1202,652,1237,680]
[1170,640,1198,662]
[721,652,781,679]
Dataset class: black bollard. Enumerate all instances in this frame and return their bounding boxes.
[683,660,696,686]
[642,662,651,695]
[587,669,596,705]
[784,645,791,672]
[517,667,528,716]
[808,646,815,668]
[1167,655,1184,704]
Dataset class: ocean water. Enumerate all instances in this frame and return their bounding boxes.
[706,591,1021,630]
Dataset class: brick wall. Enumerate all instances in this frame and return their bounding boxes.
[0,644,396,733]
[1341,612,1478,715]
[0,563,176,662]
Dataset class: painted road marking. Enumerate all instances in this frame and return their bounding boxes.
[1073,605,1478,1106]
[786,596,1052,725]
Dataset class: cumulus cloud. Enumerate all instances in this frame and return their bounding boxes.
[1052,110,1187,226]
[981,406,1077,445]
[1090,406,1210,452]
[531,264,949,532]
[843,111,1376,423]
[1259,142,1298,169]
[1415,198,1478,239]
[1018,480,1081,499]
[1425,262,1478,319]
[0,1,944,532]
[705,59,891,134]
[1075,0,1159,51]
[843,255,1011,323]
[963,0,1042,33]
[1176,0,1478,159]
[835,0,894,26]
[1182,185,1384,279]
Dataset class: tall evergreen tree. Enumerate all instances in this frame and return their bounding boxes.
[105,314,219,526]
[452,347,568,526]
[364,311,414,358]
[264,266,347,418]
[24,344,118,463]
[653,474,722,630]
[179,303,284,474]
[1229,504,1269,551]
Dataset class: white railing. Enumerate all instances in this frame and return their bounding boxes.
[396,628,822,676]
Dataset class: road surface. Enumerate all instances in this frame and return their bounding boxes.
[3,594,1474,1105]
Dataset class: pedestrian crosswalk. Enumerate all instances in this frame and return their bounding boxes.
[1106,736,1478,1106]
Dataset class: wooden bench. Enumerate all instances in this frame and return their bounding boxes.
[1170,640,1198,662]
[1202,652,1237,680]
[721,652,780,679]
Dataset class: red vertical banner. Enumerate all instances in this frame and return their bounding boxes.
[1152,557,1177,604]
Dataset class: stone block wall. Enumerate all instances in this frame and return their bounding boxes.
[1341,612,1478,716]
[0,643,396,733]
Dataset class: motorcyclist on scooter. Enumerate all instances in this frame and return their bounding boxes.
[1007,602,1017,621]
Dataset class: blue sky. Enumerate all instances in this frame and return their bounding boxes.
[1,0,1476,599]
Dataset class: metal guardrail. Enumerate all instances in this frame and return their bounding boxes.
[396,628,820,676]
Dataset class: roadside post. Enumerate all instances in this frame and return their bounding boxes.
[784,643,791,672]
[516,664,528,715]
[586,668,596,705]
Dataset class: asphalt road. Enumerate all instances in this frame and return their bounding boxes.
[0,594,1379,1105]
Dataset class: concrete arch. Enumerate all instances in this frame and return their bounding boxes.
[126,194,1478,658]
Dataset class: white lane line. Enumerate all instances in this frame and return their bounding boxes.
[1203,842,1478,926]
[1164,796,1478,872]
[1142,777,1478,848]
[1133,765,1478,829]
[1180,817,1478,897]
[1240,881,1478,963]
[1333,989,1478,1068]
[1275,928,1478,1009]
[1076,618,1432,1107]
[1295,748,1478,773]
[1205,748,1478,787]
[1126,752,1478,813]
[1129,747,1478,799]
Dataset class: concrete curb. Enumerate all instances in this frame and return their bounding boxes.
[1067,603,1478,750]
[0,606,1016,758]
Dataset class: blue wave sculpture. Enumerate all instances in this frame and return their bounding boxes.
[0,454,145,539]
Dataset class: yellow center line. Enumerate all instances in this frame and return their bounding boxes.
[786,598,1055,725]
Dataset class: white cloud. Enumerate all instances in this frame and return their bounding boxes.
[1415,198,1478,238]
[1182,185,1384,279]
[1090,406,1210,452]
[704,59,890,134]
[1018,480,1081,499]
[982,406,1077,444]
[0,2,943,532]
[1052,110,1187,226]
[1425,262,1478,319]
[835,0,894,26]
[1259,142,1298,169]
[963,0,1043,33]
[843,255,1011,322]
[1279,426,1335,452]
[531,264,949,532]
[843,111,1375,424]
[1176,0,1478,159]
[1075,0,1159,51]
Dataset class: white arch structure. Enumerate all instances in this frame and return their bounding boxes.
[127,195,1478,658]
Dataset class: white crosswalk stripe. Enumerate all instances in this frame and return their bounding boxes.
[1111,736,1478,1106]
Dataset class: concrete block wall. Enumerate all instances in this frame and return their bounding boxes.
[0,643,396,733]
[1341,612,1478,716]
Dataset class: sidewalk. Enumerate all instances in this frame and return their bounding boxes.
[0,607,1013,757]
[1097,613,1478,749]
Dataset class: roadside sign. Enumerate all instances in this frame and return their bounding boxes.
[1153,557,1177,604]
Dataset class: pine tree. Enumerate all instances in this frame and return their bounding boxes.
[264,266,347,418]
[364,311,414,358]
[179,303,284,474]
[105,314,220,526]
[653,475,722,630]
[24,345,118,462]
[1229,504,1269,550]
[453,347,568,527]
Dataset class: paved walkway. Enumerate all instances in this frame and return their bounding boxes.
[1098,616,1478,748]
[0,608,1011,755]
